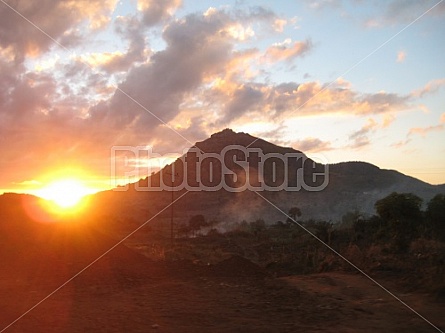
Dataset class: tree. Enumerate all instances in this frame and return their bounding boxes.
[177,223,191,238]
[341,210,362,229]
[188,214,207,237]
[250,219,266,235]
[375,192,423,252]
[313,221,333,244]
[426,194,445,242]
[287,206,302,224]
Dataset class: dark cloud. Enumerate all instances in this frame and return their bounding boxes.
[201,75,411,129]
[219,84,264,125]
[0,0,116,62]
[95,15,150,73]
[93,10,238,132]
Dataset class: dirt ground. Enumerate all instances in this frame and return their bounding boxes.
[1,250,444,333]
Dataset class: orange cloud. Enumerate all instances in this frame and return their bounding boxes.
[292,137,334,153]
[273,18,287,32]
[409,125,444,137]
[391,138,412,149]
[348,118,378,149]
[411,78,445,98]
[382,114,396,128]
[396,50,406,63]
[63,0,118,30]
[225,23,255,41]
[408,113,445,138]
[262,39,312,64]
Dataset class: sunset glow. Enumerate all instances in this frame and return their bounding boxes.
[0,0,444,195]
[36,179,96,210]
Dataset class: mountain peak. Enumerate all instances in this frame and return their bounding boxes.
[210,128,237,138]
[196,129,256,153]
[196,129,300,155]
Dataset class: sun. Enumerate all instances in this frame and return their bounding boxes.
[37,179,94,209]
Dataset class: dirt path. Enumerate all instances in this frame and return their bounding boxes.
[283,272,445,332]
[1,259,444,333]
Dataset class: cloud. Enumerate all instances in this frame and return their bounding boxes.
[273,18,288,32]
[0,2,432,190]
[348,136,370,149]
[0,0,117,62]
[219,84,265,125]
[408,113,445,137]
[292,137,333,152]
[0,4,291,189]
[381,0,445,24]
[306,0,341,11]
[13,180,42,186]
[348,118,378,148]
[391,138,412,148]
[382,113,396,127]
[306,0,445,28]
[202,76,411,130]
[411,78,445,98]
[393,112,445,150]
[350,118,378,139]
[408,124,444,137]
[362,1,445,27]
[92,6,291,131]
[396,50,406,63]
[138,0,182,26]
[96,10,240,132]
[262,39,312,64]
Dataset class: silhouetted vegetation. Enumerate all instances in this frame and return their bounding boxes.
[426,194,445,242]
[128,191,445,294]
[286,206,301,224]
[375,192,423,252]
[2,191,444,296]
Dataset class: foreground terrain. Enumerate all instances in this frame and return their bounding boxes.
[1,194,444,332]
[1,251,444,332]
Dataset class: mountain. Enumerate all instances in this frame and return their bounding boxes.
[92,129,445,229]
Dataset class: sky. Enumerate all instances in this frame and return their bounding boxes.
[0,0,444,196]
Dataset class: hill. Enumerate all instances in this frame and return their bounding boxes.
[91,129,444,232]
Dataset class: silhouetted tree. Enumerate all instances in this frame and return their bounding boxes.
[177,223,192,238]
[341,211,362,228]
[304,220,333,244]
[250,219,266,236]
[287,206,302,224]
[375,192,422,252]
[188,214,207,236]
[426,194,445,242]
